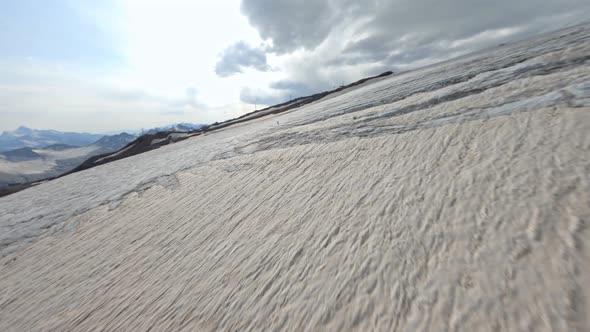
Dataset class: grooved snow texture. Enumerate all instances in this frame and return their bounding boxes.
[1,23,590,331]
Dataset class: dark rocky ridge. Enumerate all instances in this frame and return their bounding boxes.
[0,71,393,198]
[67,71,395,174]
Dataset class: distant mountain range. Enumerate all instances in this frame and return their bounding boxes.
[0,126,103,152]
[0,124,204,152]
[0,132,137,186]
[0,123,204,189]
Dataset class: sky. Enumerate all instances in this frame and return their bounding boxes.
[0,0,589,133]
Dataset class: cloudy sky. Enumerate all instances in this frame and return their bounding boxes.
[0,0,588,133]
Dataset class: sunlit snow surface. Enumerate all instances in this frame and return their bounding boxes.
[1,24,590,331]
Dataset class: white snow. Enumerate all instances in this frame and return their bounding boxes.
[0,23,590,331]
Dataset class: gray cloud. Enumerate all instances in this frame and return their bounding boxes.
[237,0,590,105]
[344,1,589,66]
[215,41,271,77]
[269,80,316,97]
[242,0,590,64]
[240,87,288,106]
[240,80,318,105]
[241,0,350,53]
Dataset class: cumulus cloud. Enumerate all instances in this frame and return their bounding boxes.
[233,0,590,105]
[241,0,357,54]
[242,0,589,60]
[215,41,271,77]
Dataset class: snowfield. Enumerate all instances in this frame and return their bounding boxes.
[1,24,590,331]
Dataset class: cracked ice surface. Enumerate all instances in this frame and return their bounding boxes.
[1,23,590,331]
